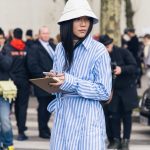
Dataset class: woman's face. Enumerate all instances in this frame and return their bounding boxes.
[105,43,113,53]
[73,16,90,39]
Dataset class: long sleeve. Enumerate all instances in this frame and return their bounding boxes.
[0,49,13,71]
[60,51,112,101]
[121,49,137,75]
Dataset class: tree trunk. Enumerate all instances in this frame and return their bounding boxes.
[100,0,121,45]
[124,0,134,28]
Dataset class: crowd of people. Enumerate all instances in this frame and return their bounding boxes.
[1,0,150,150]
[0,26,57,150]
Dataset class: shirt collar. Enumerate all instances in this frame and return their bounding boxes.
[39,39,49,45]
[81,35,93,51]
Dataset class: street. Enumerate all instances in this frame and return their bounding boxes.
[12,75,150,150]
[11,97,150,150]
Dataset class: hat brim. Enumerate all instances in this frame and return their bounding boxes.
[58,9,98,25]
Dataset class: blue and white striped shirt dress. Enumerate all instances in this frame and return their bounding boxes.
[47,35,112,150]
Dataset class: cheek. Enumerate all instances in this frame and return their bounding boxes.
[73,24,79,36]
[73,29,78,36]
[87,23,90,29]
[43,35,48,39]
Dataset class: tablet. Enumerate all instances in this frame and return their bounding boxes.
[29,77,60,94]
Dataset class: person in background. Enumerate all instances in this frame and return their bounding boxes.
[121,29,129,49]
[0,28,15,150]
[56,34,61,44]
[126,28,142,88]
[143,34,150,68]
[0,28,5,50]
[46,0,112,149]
[3,28,30,141]
[99,34,138,150]
[25,29,35,96]
[27,26,56,139]
[92,32,100,41]
[5,29,13,44]
[33,34,39,41]
[25,29,34,48]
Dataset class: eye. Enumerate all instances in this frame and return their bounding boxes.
[75,18,81,21]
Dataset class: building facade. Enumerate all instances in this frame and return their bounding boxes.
[0,0,150,39]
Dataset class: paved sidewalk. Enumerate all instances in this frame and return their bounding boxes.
[11,75,150,149]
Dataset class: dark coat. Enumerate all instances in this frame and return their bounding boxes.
[127,35,142,67]
[25,39,35,48]
[0,47,12,80]
[108,46,138,112]
[27,40,56,97]
[0,43,29,85]
[127,35,139,60]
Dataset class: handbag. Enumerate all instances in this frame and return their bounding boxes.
[0,80,17,103]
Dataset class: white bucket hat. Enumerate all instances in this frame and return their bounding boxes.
[58,0,98,24]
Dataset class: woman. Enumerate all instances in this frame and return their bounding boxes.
[47,0,112,149]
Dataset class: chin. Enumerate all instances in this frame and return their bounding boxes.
[78,34,86,38]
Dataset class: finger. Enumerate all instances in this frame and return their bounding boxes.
[50,70,55,73]
[50,70,57,76]
[56,73,64,77]
[58,77,63,80]
[48,72,56,77]
[49,82,60,86]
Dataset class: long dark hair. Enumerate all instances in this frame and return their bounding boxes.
[60,17,93,71]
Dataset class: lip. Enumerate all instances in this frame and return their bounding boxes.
[79,30,86,33]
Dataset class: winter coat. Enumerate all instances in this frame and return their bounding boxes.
[108,46,138,112]
[27,40,56,97]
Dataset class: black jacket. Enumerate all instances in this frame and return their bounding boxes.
[25,39,35,48]
[0,48,12,80]
[110,46,137,89]
[127,35,139,61]
[108,46,138,112]
[27,40,56,97]
[0,43,29,85]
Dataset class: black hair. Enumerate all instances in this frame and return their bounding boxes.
[26,29,33,37]
[144,34,150,39]
[0,28,5,36]
[127,28,135,33]
[60,17,93,71]
[13,28,23,39]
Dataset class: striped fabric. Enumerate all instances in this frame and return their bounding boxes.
[47,35,112,150]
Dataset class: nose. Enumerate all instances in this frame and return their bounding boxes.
[80,18,86,26]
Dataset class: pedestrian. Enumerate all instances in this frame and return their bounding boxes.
[27,26,56,139]
[0,28,5,50]
[5,29,13,44]
[143,34,150,68]
[47,0,112,149]
[25,29,34,48]
[126,28,142,88]
[0,28,15,150]
[99,34,138,150]
[3,28,30,141]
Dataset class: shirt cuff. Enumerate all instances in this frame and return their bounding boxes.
[59,73,77,92]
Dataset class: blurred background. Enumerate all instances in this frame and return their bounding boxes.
[1,0,150,41]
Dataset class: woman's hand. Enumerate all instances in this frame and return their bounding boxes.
[44,70,57,78]
[48,72,65,93]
